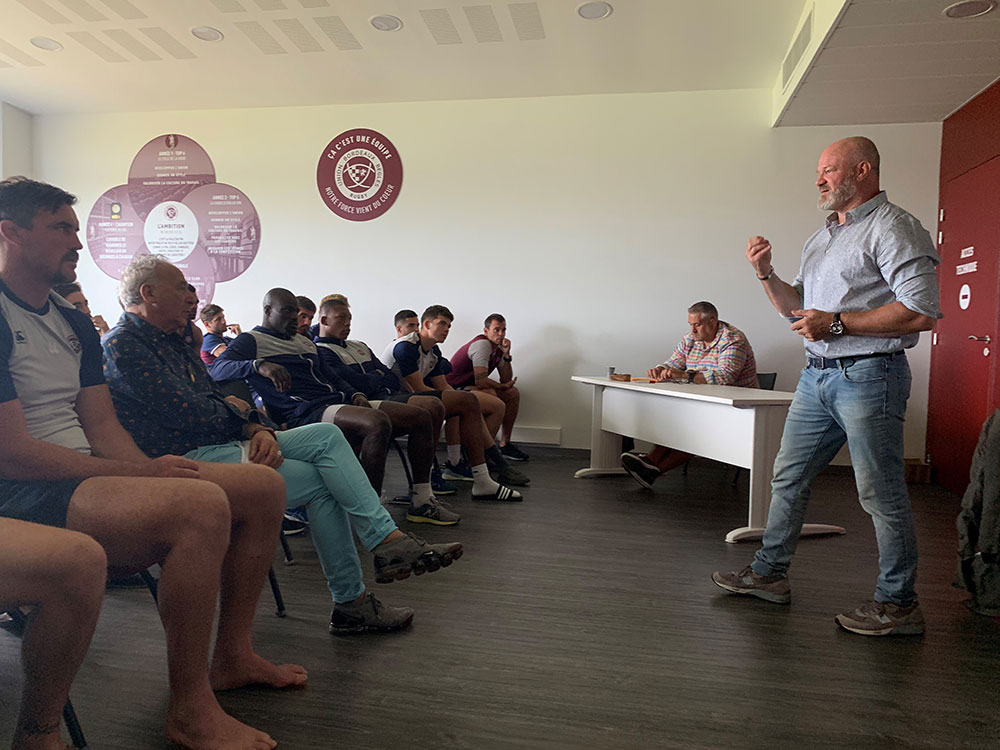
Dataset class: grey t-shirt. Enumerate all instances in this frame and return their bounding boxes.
[0,282,105,453]
[793,191,941,358]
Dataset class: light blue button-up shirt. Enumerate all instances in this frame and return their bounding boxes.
[792,191,941,359]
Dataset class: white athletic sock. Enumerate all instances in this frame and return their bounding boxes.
[447,444,462,465]
[412,483,432,505]
[471,462,500,495]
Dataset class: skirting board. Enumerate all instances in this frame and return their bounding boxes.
[510,426,561,445]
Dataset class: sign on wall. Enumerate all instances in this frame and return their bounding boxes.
[85,134,261,307]
[316,128,403,222]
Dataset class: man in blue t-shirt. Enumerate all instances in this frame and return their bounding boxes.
[198,302,241,365]
[0,176,302,748]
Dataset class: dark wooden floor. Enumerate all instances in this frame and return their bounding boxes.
[3,449,999,749]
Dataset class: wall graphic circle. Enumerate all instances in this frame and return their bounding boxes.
[86,134,261,306]
[317,129,403,222]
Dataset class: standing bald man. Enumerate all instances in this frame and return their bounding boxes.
[712,137,941,636]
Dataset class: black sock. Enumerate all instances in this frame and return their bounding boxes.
[485,444,507,469]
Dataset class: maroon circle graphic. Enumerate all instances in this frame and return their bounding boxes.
[182,183,261,282]
[128,134,216,220]
[316,128,403,222]
[85,185,144,279]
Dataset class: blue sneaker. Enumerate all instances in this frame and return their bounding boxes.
[431,465,457,495]
[442,458,474,482]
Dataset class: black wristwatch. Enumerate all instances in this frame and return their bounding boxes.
[830,313,845,336]
[687,370,697,383]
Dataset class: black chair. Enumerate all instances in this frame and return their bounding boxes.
[390,438,415,503]
[1,608,88,748]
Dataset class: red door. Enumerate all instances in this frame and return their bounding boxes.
[927,156,1000,495]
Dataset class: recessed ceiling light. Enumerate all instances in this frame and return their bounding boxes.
[191,26,224,42]
[30,36,63,51]
[578,1,613,20]
[371,15,403,32]
[942,0,996,18]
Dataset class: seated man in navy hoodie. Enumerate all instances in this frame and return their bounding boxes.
[313,296,458,525]
[208,288,394,495]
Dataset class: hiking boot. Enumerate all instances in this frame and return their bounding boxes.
[373,532,463,583]
[500,442,530,461]
[712,565,791,604]
[492,464,530,486]
[431,465,457,495]
[406,497,461,526]
[472,483,523,501]
[834,600,925,636]
[329,592,414,635]
[442,458,474,481]
[621,452,660,489]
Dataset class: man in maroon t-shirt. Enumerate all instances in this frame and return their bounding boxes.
[446,313,528,461]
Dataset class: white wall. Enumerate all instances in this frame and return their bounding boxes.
[33,88,942,455]
[1,102,34,178]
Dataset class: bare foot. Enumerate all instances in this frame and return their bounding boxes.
[209,652,308,691]
[165,700,277,750]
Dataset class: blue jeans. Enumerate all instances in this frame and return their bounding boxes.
[187,422,396,604]
[751,353,918,606]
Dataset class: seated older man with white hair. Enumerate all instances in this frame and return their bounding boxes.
[101,254,464,636]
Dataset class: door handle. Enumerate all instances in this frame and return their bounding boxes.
[969,335,992,343]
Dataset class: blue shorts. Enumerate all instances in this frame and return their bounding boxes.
[0,478,84,528]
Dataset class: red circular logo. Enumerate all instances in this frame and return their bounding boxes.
[317,128,403,222]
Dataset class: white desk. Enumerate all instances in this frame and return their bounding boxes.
[572,376,845,543]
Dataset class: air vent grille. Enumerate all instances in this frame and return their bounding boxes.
[421,9,463,45]
[781,5,813,91]
[509,3,544,41]
[465,5,503,43]
[314,16,361,51]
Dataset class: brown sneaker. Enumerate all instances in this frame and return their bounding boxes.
[712,565,791,604]
[834,600,925,636]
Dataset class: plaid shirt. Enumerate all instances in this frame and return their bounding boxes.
[663,321,759,387]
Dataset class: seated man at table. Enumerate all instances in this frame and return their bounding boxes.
[621,301,759,489]
[313,295,458,524]
[104,257,464,634]
[209,288,396,495]
[387,305,528,496]
[199,303,241,365]
[447,312,529,462]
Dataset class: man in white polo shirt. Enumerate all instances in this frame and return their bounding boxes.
[0,176,303,748]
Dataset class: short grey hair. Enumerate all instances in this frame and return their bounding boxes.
[688,301,718,319]
[118,254,171,308]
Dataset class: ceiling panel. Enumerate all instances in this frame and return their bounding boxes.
[0,0,808,114]
[777,0,1000,125]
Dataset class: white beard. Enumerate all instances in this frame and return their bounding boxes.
[818,180,858,211]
